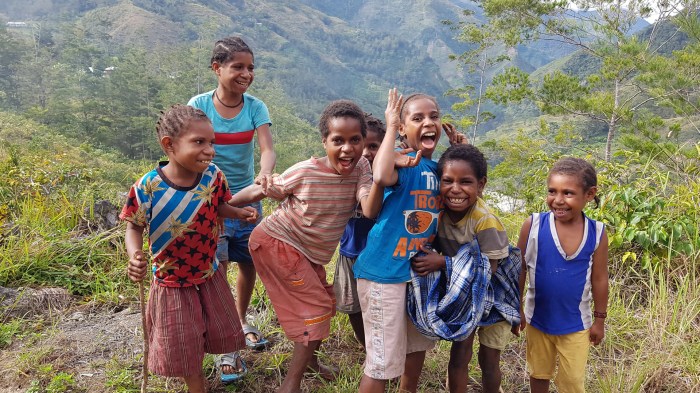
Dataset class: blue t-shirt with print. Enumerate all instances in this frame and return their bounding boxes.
[354,156,441,283]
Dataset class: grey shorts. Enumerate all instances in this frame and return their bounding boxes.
[333,254,361,314]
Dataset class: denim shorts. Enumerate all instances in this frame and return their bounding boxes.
[216,201,263,264]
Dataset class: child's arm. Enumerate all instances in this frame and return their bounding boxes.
[218,203,259,223]
[589,230,609,345]
[359,181,384,219]
[373,89,421,187]
[228,183,267,206]
[125,222,148,282]
[255,123,276,190]
[515,216,533,333]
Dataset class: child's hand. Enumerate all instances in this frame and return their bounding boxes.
[589,319,605,345]
[443,123,468,145]
[411,244,445,276]
[393,148,422,168]
[254,172,273,195]
[385,88,403,134]
[519,307,527,334]
[236,206,259,223]
[127,250,148,282]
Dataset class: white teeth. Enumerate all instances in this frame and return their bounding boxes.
[424,132,436,137]
[448,198,465,203]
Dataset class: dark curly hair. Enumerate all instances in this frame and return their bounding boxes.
[364,113,386,139]
[318,100,367,138]
[549,157,600,208]
[437,144,487,180]
[155,104,210,150]
[210,36,254,66]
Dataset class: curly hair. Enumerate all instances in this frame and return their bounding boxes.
[155,104,210,146]
[364,113,386,139]
[318,100,367,138]
[210,36,254,66]
[437,144,487,180]
[549,157,600,208]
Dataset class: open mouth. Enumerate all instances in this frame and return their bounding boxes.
[447,197,466,204]
[236,80,249,87]
[338,157,354,168]
[420,131,437,149]
[198,160,212,165]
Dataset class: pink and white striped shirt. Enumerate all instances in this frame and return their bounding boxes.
[261,156,372,265]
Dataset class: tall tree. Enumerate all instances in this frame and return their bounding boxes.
[460,0,697,160]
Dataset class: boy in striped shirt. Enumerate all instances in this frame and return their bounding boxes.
[228,100,383,393]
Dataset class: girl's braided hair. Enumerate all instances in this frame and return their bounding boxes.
[210,36,254,66]
[156,104,210,143]
[549,157,601,208]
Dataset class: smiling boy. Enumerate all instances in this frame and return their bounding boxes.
[228,100,385,393]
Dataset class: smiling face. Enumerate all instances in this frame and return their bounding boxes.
[213,51,254,95]
[440,159,485,221]
[322,117,365,176]
[400,98,441,159]
[546,173,596,224]
[164,119,216,177]
[362,130,382,165]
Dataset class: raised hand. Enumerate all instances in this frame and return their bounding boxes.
[394,148,422,168]
[385,88,403,135]
[443,123,468,145]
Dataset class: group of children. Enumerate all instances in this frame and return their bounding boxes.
[121,36,609,393]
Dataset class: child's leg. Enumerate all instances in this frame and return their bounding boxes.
[552,330,590,393]
[477,321,512,393]
[447,333,476,393]
[348,312,366,348]
[182,373,206,393]
[478,345,502,393]
[525,325,556,393]
[307,341,338,380]
[400,350,427,393]
[401,316,436,392]
[279,340,319,393]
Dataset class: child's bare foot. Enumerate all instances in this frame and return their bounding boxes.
[306,361,338,381]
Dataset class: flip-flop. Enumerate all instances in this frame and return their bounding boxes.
[217,352,247,383]
[242,323,270,350]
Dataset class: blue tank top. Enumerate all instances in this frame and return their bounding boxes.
[523,212,605,335]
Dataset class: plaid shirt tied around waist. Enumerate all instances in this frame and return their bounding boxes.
[407,240,522,341]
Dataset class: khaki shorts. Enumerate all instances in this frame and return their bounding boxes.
[357,279,436,380]
[478,320,512,350]
[526,325,590,393]
[333,254,361,314]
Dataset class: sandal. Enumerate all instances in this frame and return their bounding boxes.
[242,323,270,351]
[217,352,247,383]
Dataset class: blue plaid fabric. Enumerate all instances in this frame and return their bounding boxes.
[407,241,522,341]
[407,239,492,341]
[479,246,522,328]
